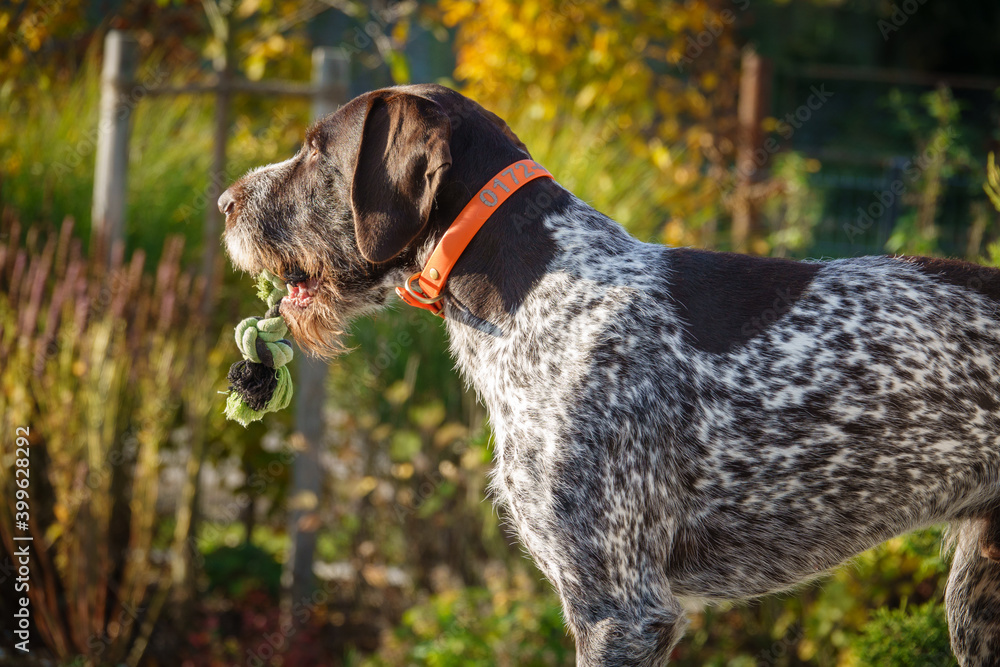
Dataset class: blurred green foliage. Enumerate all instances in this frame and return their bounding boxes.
[203,542,284,599]
[761,152,824,257]
[884,87,975,256]
[985,153,1000,213]
[356,565,573,667]
[850,602,956,667]
[0,48,309,266]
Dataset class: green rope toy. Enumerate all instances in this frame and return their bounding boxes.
[225,269,295,426]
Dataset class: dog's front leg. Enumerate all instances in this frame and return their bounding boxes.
[947,516,1000,666]
[569,596,688,667]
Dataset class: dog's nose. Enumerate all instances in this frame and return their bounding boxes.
[218,189,236,217]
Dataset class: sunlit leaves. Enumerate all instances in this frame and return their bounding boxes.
[441,0,743,243]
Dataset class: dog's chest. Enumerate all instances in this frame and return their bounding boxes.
[441,215,675,580]
[445,209,664,463]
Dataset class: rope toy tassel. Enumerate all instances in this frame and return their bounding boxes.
[224,270,295,426]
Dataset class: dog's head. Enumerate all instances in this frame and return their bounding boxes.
[220,84,531,356]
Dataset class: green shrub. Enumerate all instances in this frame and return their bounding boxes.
[850,602,956,667]
[203,542,283,599]
[358,565,573,667]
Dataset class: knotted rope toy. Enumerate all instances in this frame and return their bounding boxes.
[224,270,294,426]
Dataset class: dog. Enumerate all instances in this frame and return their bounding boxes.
[220,83,1000,666]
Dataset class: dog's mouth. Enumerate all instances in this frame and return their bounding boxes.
[273,264,348,358]
[281,267,318,309]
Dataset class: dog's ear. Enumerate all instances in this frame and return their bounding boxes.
[351,93,452,264]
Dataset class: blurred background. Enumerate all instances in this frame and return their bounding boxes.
[1,0,999,665]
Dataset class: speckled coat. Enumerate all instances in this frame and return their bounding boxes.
[220,83,1000,666]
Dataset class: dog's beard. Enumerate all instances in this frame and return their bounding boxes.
[280,282,351,359]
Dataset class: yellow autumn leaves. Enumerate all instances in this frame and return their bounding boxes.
[441,0,744,245]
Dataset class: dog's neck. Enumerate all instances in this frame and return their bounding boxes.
[422,187,662,448]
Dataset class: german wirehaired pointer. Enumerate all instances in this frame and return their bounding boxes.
[220,84,1000,665]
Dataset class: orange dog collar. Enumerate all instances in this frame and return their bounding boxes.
[396,159,553,317]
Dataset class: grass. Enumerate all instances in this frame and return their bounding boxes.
[0,215,230,664]
[0,51,310,265]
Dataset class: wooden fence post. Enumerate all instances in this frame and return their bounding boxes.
[732,47,772,254]
[283,47,349,612]
[200,11,235,315]
[312,47,349,119]
[92,30,138,262]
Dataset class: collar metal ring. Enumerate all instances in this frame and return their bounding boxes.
[404,272,444,305]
